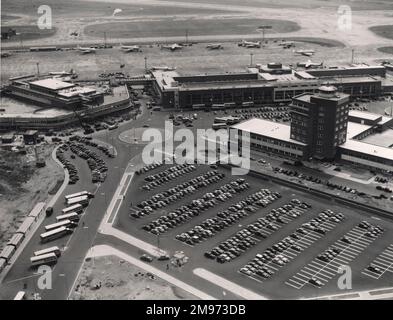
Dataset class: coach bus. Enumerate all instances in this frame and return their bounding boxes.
[65,191,94,202]
[30,252,58,267]
[66,195,90,207]
[61,204,83,215]
[44,220,78,232]
[56,212,80,223]
[40,227,73,243]
[33,246,61,258]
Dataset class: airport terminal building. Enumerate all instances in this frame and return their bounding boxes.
[6,77,104,108]
[231,86,393,172]
[0,76,133,130]
[152,64,390,109]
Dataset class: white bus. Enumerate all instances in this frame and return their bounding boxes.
[66,195,90,207]
[56,212,80,222]
[40,227,73,243]
[64,191,93,202]
[61,204,83,215]
[14,291,26,300]
[30,252,58,267]
[34,246,61,258]
[44,220,78,232]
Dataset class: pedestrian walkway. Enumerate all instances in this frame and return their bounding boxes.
[193,268,267,300]
[309,287,393,300]
[99,155,166,257]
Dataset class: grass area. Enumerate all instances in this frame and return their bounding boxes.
[369,25,393,40]
[84,18,300,39]
[1,0,235,18]
[378,46,393,55]
[71,255,197,300]
[0,15,20,21]
[276,36,345,48]
[0,25,57,42]
[162,0,393,10]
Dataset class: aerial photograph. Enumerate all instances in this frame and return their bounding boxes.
[0,0,393,307]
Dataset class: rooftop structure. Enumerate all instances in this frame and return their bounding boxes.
[6,75,103,109]
[29,79,75,91]
[152,64,389,109]
[232,118,306,146]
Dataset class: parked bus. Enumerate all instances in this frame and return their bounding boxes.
[33,246,61,258]
[56,212,80,223]
[66,195,90,207]
[30,252,58,267]
[14,291,26,300]
[61,204,83,215]
[44,220,78,232]
[0,258,6,274]
[64,191,93,202]
[40,227,73,243]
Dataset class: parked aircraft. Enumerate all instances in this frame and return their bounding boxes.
[121,44,142,52]
[49,71,73,76]
[77,46,96,54]
[297,59,323,68]
[279,41,294,48]
[294,49,315,57]
[150,66,177,71]
[206,43,224,50]
[161,43,183,51]
[238,40,261,48]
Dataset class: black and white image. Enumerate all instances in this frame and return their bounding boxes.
[0,0,393,303]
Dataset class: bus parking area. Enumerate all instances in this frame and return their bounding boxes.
[113,163,393,299]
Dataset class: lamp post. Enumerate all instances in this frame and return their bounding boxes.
[257,25,272,44]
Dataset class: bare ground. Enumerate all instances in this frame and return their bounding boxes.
[70,255,197,300]
[0,144,64,249]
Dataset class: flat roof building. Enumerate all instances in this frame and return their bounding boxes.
[6,76,104,109]
[290,86,350,159]
[230,89,393,172]
[152,64,387,109]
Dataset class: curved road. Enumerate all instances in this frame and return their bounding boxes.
[0,97,150,300]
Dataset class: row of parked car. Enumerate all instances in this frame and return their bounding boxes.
[205,199,310,263]
[231,111,290,122]
[177,189,280,246]
[358,220,384,238]
[142,179,250,235]
[70,135,115,158]
[135,162,164,175]
[142,164,197,191]
[56,144,79,184]
[317,246,342,263]
[375,176,389,183]
[376,185,393,193]
[68,142,108,183]
[133,170,225,217]
[240,209,346,279]
[273,167,361,195]
[176,189,281,245]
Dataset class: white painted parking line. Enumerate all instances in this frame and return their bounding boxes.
[305,266,334,278]
[287,224,383,289]
[363,244,393,280]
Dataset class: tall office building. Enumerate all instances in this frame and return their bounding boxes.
[290,85,350,159]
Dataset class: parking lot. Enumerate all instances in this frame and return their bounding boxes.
[362,244,393,280]
[113,164,393,299]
